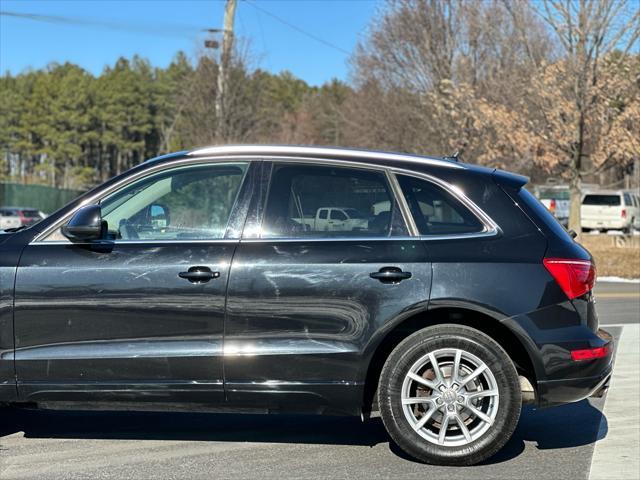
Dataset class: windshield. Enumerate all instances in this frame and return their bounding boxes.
[583,194,621,206]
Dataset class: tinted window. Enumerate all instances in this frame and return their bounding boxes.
[583,194,621,206]
[623,193,632,206]
[99,163,247,240]
[397,175,483,235]
[262,164,398,238]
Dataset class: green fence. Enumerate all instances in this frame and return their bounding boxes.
[0,183,83,214]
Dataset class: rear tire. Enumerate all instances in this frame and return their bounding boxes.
[378,324,521,466]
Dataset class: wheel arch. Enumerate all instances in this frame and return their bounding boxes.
[361,304,539,415]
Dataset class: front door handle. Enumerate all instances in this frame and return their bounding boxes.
[178,266,220,284]
[370,266,412,284]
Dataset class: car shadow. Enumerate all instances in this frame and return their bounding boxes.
[484,399,608,464]
[0,399,606,464]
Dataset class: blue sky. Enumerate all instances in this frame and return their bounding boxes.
[0,0,381,85]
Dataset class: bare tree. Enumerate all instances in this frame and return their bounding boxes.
[346,0,554,163]
[507,0,640,235]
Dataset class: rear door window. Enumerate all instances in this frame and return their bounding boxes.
[262,163,403,238]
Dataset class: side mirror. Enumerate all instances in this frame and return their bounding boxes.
[61,204,105,242]
[149,203,170,228]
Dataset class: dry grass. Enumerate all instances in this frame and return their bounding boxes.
[580,235,640,279]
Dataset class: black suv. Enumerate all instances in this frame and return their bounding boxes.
[0,146,612,465]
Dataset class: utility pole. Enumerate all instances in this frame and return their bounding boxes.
[215,0,237,140]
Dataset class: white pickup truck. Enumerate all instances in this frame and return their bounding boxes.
[292,207,369,232]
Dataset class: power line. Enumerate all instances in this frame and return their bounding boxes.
[243,0,351,56]
[0,10,203,38]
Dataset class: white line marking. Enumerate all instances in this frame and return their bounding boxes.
[589,324,640,480]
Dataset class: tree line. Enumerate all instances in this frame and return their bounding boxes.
[1,0,638,232]
[0,51,351,189]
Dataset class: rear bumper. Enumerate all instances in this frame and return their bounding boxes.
[536,364,612,407]
[535,328,613,408]
[582,218,628,229]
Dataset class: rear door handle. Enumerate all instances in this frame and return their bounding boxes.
[370,266,412,284]
[179,266,220,283]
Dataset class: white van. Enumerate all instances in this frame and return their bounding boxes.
[581,190,639,233]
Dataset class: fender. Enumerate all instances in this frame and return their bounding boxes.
[358,297,545,389]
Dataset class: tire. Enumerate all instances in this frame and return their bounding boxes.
[378,324,521,466]
[623,223,631,235]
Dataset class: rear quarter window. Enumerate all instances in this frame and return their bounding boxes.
[397,174,484,236]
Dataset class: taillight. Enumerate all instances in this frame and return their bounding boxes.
[621,209,627,218]
[549,199,556,213]
[543,258,596,300]
[571,345,610,361]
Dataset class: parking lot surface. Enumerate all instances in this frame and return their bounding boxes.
[0,283,637,480]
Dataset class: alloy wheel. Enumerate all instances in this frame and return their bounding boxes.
[400,348,499,447]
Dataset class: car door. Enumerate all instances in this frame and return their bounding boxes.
[224,161,432,412]
[329,208,347,231]
[14,160,254,403]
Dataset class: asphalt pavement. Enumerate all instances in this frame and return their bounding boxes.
[0,282,638,480]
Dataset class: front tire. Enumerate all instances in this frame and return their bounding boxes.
[378,324,521,466]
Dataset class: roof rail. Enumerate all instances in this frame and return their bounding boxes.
[187,145,464,169]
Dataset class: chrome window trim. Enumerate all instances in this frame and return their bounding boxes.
[238,232,498,243]
[32,153,499,245]
[29,239,240,246]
